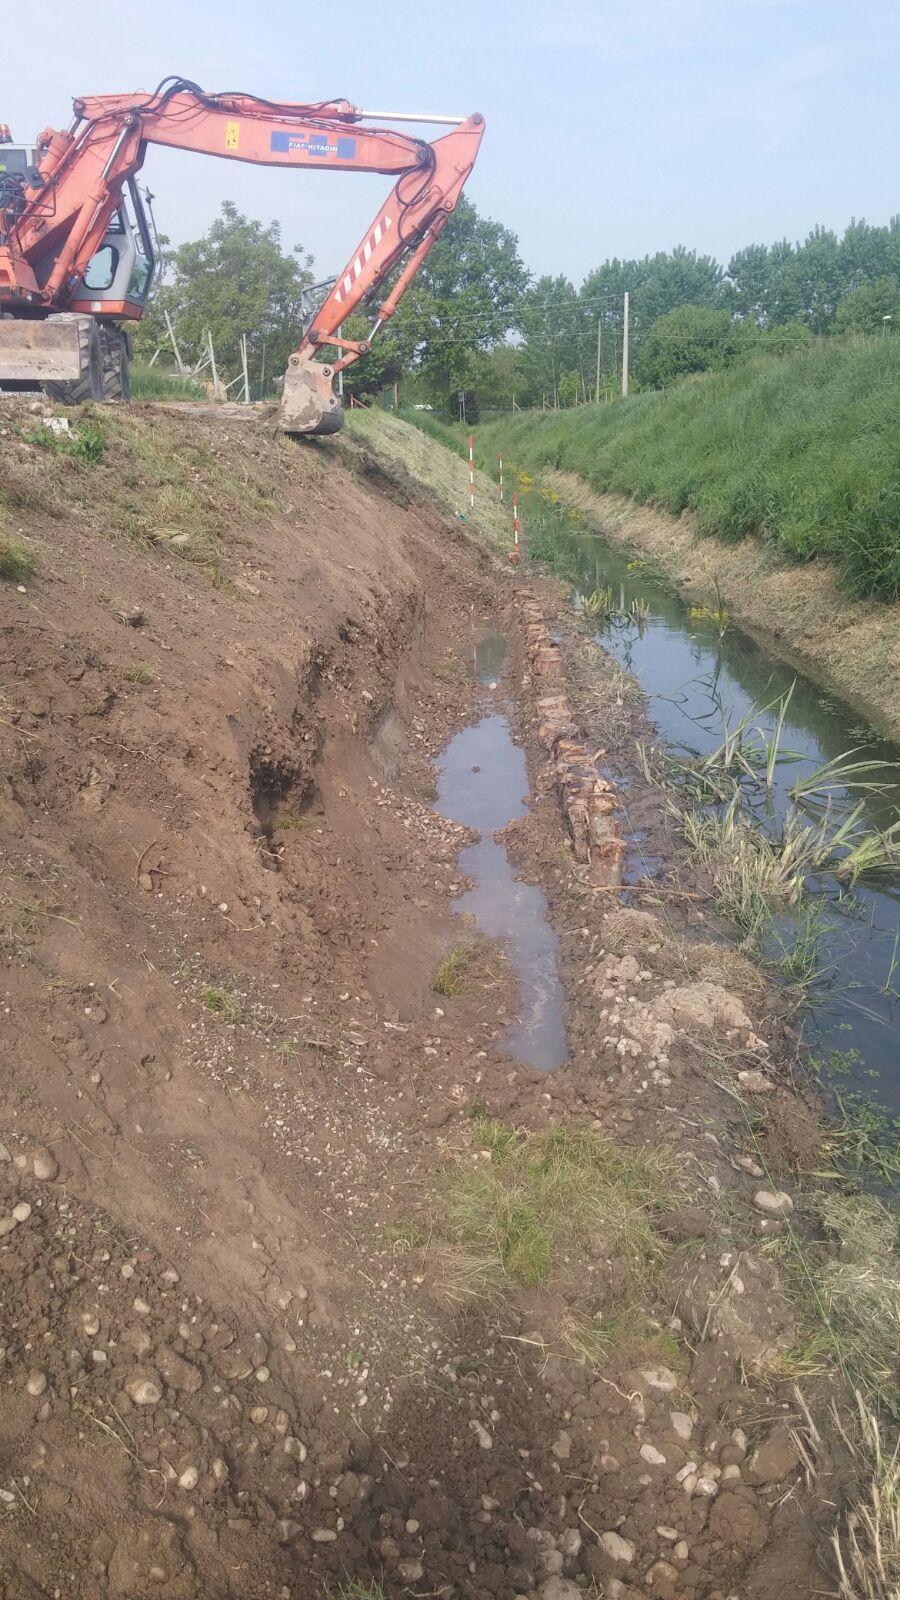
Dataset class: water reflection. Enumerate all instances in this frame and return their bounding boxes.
[525,498,900,1113]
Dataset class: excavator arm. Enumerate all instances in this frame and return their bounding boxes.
[0,78,485,432]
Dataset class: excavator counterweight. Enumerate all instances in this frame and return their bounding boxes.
[0,81,485,433]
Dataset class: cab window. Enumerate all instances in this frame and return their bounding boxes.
[83,245,119,292]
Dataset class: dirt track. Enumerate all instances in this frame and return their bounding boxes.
[0,403,854,1598]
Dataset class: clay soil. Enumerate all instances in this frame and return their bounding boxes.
[0,401,859,1600]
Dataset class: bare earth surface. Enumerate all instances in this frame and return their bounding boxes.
[0,401,862,1599]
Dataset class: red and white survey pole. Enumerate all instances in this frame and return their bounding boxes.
[499,451,504,503]
[512,491,520,564]
[468,434,475,511]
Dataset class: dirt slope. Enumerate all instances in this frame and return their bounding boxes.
[0,401,863,1600]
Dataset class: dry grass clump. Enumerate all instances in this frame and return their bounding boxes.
[569,636,644,744]
[680,939,767,1004]
[815,1193,900,1412]
[831,1392,900,1600]
[602,906,667,958]
[427,1243,507,1311]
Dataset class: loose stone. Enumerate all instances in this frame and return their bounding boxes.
[753,1188,794,1216]
[126,1377,162,1406]
[600,1531,635,1564]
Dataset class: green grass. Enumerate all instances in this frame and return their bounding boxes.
[446,1120,677,1289]
[411,339,900,601]
[31,419,105,464]
[199,985,244,1024]
[432,941,499,998]
[130,363,206,401]
[0,532,36,582]
[397,406,469,460]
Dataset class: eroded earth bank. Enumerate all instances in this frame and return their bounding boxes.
[0,402,886,1600]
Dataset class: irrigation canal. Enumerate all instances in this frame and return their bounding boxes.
[523,495,900,1124]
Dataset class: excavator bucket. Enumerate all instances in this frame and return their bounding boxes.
[279,356,344,436]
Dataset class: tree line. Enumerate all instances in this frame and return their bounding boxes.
[134,199,900,412]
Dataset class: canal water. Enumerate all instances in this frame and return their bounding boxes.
[522,496,900,1119]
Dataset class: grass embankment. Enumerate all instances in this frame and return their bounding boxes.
[0,400,279,586]
[451,340,900,603]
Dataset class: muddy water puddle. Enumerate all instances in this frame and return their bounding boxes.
[432,635,567,1070]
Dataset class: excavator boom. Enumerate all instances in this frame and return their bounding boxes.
[0,79,485,433]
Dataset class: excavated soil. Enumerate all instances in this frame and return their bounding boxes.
[0,401,858,1600]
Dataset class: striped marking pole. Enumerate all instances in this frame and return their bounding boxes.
[499,451,504,503]
[468,434,475,510]
[512,492,520,564]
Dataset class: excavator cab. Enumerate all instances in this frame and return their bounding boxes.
[69,181,156,319]
[0,173,154,402]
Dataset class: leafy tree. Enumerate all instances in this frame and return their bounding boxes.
[336,311,402,400]
[770,225,844,331]
[579,247,724,386]
[725,219,900,332]
[557,369,583,407]
[636,305,753,388]
[519,275,590,406]
[133,202,313,386]
[758,320,813,355]
[467,343,527,411]
[385,197,529,410]
[637,246,724,327]
[725,239,794,324]
[833,276,900,334]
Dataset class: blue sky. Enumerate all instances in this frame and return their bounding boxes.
[5,0,898,285]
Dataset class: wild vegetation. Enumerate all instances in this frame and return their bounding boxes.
[416,1117,677,1323]
[0,531,36,583]
[130,364,206,400]
[432,338,900,602]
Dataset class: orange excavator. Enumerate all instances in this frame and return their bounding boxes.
[0,78,485,433]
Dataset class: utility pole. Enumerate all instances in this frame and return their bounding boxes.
[622,291,630,397]
[595,317,602,403]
